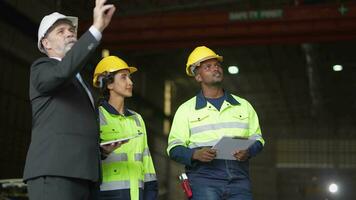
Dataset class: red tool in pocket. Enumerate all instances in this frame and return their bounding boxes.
[179,173,193,199]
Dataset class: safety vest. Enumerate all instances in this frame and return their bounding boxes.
[167,93,264,154]
[99,106,157,200]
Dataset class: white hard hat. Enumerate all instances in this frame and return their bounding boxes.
[37,12,78,53]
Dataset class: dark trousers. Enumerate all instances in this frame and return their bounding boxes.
[98,181,158,200]
[189,177,252,200]
[27,176,99,200]
[99,189,143,200]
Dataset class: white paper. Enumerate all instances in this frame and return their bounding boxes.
[212,136,256,160]
[100,132,143,146]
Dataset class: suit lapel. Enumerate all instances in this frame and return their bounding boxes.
[50,58,96,110]
[74,75,96,110]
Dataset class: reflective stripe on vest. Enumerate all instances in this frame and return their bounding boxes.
[99,109,108,126]
[249,133,262,140]
[188,136,260,149]
[144,173,157,182]
[143,148,150,156]
[135,153,143,162]
[135,148,152,161]
[190,121,249,135]
[132,114,141,127]
[103,153,128,164]
[100,180,144,191]
[168,139,185,149]
[188,134,263,149]
[188,140,218,148]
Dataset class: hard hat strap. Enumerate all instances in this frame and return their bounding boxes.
[97,76,104,88]
[190,64,199,76]
[98,71,119,90]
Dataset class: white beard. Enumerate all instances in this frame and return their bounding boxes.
[64,42,74,54]
[55,40,76,56]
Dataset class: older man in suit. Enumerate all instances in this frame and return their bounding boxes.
[23,0,118,199]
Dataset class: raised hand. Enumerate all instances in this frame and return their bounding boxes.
[93,0,116,32]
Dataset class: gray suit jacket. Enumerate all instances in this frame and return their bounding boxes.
[23,31,101,182]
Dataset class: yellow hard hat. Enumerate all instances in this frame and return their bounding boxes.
[186,46,223,76]
[93,56,137,88]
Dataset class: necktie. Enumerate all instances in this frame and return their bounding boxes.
[76,73,95,107]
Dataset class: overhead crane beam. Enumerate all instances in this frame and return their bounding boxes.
[80,2,356,50]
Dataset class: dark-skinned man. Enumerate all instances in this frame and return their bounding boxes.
[167,46,265,200]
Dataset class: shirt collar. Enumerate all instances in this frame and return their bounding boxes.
[195,90,240,110]
[50,56,62,61]
[101,100,135,116]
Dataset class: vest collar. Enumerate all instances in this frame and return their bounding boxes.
[195,90,240,110]
[101,100,135,116]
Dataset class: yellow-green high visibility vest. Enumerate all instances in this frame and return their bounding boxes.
[99,106,157,200]
[167,93,264,155]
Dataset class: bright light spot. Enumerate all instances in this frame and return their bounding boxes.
[328,183,338,193]
[228,66,239,74]
[333,65,343,72]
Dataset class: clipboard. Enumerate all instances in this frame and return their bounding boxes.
[100,132,143,146]
[212,136,256,160]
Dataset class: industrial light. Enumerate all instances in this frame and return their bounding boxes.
[102,49,110,58]
[332,65,343,72]
[328,183,338,194]
[228,66,239,74]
